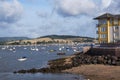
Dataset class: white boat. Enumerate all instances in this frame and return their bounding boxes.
[9,48,13,51]
[24,47,27,49]
[59,48,62,51]
[18,57,27,61]
[30,46,39,51]
[30,47,35,51]
[1,47,6,50]
[35,48,39,51]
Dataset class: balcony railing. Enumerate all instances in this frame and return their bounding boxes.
[96,24,107,28]
[114,24,119,26]
[114,36,119,39]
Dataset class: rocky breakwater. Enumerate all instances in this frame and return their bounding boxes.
[72,54,120,66]
[14,52,120,74]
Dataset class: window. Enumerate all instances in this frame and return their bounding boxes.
[114,19,118,25]
[101,27,107,32]
[101,41,106,43]
[99,19,107,24]
[114,26,119,31]
[100,34,107,38]
[110,19,113,24]
[114,32,119,39]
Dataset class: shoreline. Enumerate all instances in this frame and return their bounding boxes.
[14,51,120,80]
[14,54,120,80]
[62,64,120,80]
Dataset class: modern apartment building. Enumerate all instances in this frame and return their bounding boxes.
[94,13,120,43]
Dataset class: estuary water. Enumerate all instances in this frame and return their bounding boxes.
[0,45,85,80]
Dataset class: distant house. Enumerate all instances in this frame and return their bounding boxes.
[94,13,120,43]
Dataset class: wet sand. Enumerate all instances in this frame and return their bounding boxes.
[62,64,120,80]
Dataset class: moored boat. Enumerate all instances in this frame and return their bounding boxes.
[18,57,27,61]
[57,52,65,55]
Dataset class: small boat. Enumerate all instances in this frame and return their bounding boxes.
[18,57,27,61]
[59,48,62,51]
[9,48,13,51]
[57,52,65,55]
[1,47,6,50]
[24,47,27,49]
[66,47,70,51]
[31,47,35,51]
[30,47,39,51]
[49,49,56,52]
[35,48,39,51]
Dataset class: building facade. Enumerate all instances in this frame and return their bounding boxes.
[94,13,120,43]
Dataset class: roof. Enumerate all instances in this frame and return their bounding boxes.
[94,13,120,20]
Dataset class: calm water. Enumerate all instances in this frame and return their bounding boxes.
[0,45,85,80]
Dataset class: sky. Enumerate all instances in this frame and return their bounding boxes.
[0,0,120,38]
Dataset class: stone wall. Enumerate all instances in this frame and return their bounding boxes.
[87,47,120,57]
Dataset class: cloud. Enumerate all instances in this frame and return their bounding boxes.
[1,0,119,38]
[0,0,23,24]
[36,11,49,18]
[105,0,120,14]
[51,0,114,17]
[101,0,112,8]
[53,0,97,17]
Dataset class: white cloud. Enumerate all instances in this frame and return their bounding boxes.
[105,0,120,14]
[52,0,115,17]
[54,0,96,16]
[1,0,120,38]
[101,0,112,8]
[0,0,23,24]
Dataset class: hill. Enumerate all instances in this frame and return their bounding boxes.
[0,37,30,42]
[4,35,95,45]
[39,35,93,39]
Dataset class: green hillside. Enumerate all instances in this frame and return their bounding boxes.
[39,35,94,39]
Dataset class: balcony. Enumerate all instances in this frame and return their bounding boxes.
[114,36,119,40]
[96,24,107,28]
[114,24,119,26]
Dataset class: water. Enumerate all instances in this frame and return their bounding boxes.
[0,45,85,80]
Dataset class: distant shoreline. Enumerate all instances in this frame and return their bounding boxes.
[0,42,93,46]
[0,35,95,45]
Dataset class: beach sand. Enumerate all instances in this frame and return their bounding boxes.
[62,64,120,80]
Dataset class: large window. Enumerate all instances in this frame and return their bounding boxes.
[100,27,107,32]
[100,34,107,38]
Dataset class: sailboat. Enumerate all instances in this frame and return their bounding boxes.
[57,45,66,55]
[30,42,39,51]
[35,46,39,51]
[31,46,39,51]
